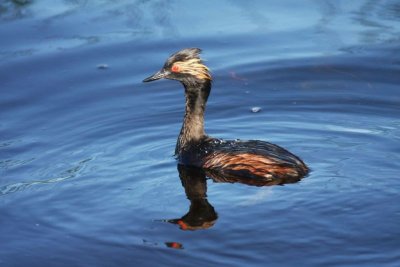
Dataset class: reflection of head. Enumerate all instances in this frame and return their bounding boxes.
[168,196,217,231]
[167,165,218,231]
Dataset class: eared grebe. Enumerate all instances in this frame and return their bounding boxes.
[143,48,308,182]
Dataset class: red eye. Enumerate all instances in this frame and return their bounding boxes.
[171,65,180,72]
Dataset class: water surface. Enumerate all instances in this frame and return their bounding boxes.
[1,1,400,266]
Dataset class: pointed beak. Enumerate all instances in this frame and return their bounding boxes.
[142,69,167,82]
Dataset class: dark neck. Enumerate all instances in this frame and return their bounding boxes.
[175,80,211,154]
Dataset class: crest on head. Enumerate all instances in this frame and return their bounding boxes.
[165,48,212,81]
[143,48,212,83]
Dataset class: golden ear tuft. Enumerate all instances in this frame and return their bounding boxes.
[174,59,212,80]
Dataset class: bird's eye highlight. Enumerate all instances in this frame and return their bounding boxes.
[171,64,180,72]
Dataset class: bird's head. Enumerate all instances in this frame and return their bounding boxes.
[143,48,211,85]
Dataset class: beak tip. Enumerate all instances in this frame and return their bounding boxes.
[142,77,155,83]
[142,70,165,83]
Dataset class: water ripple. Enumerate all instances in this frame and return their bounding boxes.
[0,157,92,196]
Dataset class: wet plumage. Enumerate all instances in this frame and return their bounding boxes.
[143,48,308,182]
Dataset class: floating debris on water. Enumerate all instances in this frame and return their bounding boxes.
[250,107,262,113]
[97,64,109,69]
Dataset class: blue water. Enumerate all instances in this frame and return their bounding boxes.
[1,1,400,266]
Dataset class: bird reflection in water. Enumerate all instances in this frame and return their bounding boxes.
[167,165,218,231]
[166,164,302,231]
